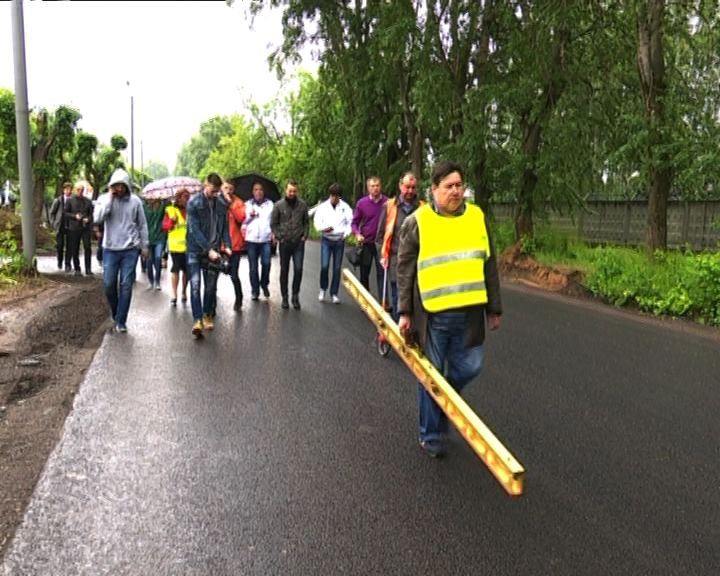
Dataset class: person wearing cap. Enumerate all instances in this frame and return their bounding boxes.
[93,168,149,333]
[313,183,353,304]
[396,160,502,458]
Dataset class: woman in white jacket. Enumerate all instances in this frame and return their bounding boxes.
[313,183,353,303]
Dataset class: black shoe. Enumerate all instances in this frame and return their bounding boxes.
[233,299,242,311]
[85,271,93,276]
[74,270,82,276]
[262,286,270,298]
[65,266,71,273]
[281,299,289,309]
[251,294,259,301]
[292,296,300,310]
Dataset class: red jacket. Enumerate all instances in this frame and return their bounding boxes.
[227,197,246,252]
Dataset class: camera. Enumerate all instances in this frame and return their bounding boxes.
[200,252,231,275]
[205,254,231,275]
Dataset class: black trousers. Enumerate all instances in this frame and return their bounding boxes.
[359,242,383,299]
[278,240,305,299]
[56,227,69,268]
[67,227,92,273]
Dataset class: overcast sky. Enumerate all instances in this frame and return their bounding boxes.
[1,1,314,172]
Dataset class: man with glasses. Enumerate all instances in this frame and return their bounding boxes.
[396,161,502,459]
[375,171,423,321]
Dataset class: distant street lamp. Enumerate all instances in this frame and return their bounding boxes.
[126,80,134,179]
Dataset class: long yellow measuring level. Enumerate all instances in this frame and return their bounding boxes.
[343,268,525,496]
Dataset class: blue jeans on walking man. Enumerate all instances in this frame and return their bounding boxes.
[187,252,219,321]
[246,241,272,298]
[320,237,345,296]
[418,310,484,444]
[102,247,140,330]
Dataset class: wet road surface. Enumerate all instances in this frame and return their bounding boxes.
[2,242,720,575]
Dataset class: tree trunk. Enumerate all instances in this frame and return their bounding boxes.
[638,0,670,252]
[513,26,568,242]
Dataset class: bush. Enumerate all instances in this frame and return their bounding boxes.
[586,247,720,326]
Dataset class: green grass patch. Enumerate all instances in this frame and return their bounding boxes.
[493,220,720,326]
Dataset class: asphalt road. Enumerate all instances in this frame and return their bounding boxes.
[3,242,719,575]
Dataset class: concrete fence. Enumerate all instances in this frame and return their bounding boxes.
[491,200,720,251]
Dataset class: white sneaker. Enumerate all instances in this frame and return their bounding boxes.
[318,290,326,302]
[332,295,340,304]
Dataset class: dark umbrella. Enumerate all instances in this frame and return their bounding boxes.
[230,173,281,203]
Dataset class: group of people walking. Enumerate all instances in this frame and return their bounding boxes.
[49,181,97,276]
[85,160,502,460]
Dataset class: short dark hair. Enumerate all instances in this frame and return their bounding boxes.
[328,183,343,196]
[287,179,298,187]
[206,173,222,188]
[63,182,72,189]
[252,180,265,191]
[431,161,463,186]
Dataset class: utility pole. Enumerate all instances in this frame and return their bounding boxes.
[11,0,35,265]
[127,80,134,181]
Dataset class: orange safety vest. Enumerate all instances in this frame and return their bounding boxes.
[381,198,424,265]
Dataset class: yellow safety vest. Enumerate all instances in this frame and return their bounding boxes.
[165,205,187,253]
[416,203,490,312]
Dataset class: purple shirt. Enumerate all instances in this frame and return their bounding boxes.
[351,194,388,244]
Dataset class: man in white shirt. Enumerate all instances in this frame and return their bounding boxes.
[313,183,353,303]
[243,181,275,300]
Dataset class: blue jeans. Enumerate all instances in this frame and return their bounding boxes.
[320,237,345,296]
[187,252,219,321]
[418,310,485,443]
[102,248,140,328]
[246,241,272,297]
[146,242,164,286]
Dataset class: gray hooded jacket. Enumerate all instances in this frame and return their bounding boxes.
[93,169,149,251]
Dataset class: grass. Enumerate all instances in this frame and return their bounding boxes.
[492,220,720,326]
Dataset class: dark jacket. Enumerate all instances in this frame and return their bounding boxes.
[65,195,93,233]
[271,197,310,243]
[396,205,502,349]
[186,192,230,255]
[49,195,69,232]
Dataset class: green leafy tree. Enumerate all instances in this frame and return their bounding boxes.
[144,160,170,181]
[31,105,81,227]
[176,116,233,177]
[0,88,17,185]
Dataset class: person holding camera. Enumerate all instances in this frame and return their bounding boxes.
[186,173,231,337]
[93,168,149,333]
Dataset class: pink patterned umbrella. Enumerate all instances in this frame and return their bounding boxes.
[142,176,203,200]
